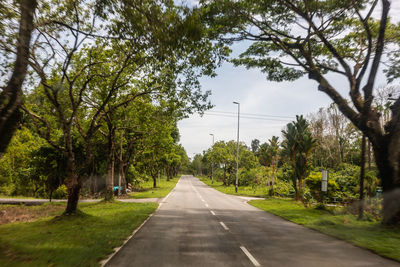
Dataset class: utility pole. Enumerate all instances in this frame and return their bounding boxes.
[210,133,215,184]
[233,101,240,193]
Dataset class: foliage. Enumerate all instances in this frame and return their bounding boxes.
[52,185,68,199]
[0,127,47,197]
[201,0,400,225]
[281,115,317,200]
[305,172,339,201]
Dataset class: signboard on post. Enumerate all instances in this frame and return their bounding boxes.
[322,170,328,192]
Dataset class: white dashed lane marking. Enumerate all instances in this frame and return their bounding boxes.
[219,221,229,230]
[240,246,261,267]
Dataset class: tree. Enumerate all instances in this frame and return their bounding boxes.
[282,116,317,201]
[308,104,355,168]
[21,0,221,213]
[203,0,400,224]
[208,140,257,185]
[0,0,37,155]
[251,139,260,154]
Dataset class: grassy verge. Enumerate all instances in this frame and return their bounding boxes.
[249,198,400,261]
[200,177,268,197]
[0,201,157,266]
[129,176,179,199]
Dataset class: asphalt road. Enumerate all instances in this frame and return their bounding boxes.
[105,175,399,267]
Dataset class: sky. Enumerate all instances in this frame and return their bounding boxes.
[178,1,400,159]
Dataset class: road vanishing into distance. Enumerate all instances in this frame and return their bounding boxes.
[106,175,399,267]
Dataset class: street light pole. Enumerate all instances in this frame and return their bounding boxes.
[209,133,214,184]
[233,101,240,193]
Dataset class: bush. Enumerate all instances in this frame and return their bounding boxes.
[305,172,339,201]
[273,179,293,197]
[52,185,68,199]
[239,166,265,186]
[0,183,15,196]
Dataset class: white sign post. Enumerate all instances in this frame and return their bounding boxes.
[321,170,328,204]
[322,170,328,192]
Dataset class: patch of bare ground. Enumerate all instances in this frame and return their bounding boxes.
[0,203,65,225]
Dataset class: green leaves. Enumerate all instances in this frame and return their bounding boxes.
[281,115,317,198]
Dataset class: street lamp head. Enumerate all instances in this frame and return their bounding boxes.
[233,101,239,104]
[209,133,214,136]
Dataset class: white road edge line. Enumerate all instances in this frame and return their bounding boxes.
[219,221,229,230]
[205,203,209,207]
[240,246,261,267]
[99,181,177,267]
[210,210,215,216]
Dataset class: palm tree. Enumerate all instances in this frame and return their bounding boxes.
[282,116,317,201]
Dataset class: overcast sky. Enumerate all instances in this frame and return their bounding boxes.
[178,1,400,159]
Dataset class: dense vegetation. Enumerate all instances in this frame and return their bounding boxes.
[0,0,220,213]
[194,101,389,220]
[0,0,399,226]
[200,0,400,225]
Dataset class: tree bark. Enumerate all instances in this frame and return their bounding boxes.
[118,132,123,196]
[105,127,115,201]
[64,128,81,214]
[367,140,371,170]
[0,0,37,155]
[358,135,366,220]
[372,136,400,225]
[153,175,157,188]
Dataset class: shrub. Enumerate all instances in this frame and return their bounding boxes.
[52,184,68,199]
[273,179,293,197]
[305,172,339,201]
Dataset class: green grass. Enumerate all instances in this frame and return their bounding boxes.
[249,198,400,261]
[0,201,157,266]
[129,176,179,199]
[200,177,268,197]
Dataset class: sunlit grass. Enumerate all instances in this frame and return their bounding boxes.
[250,198,400,262]
[0,201,157,266]
[200,177,269,197]
[129,176,180,199]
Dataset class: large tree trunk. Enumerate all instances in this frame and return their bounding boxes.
[64,127,81,214]
[0,0,37,155]
[66,181,81,214]
[153,175,157,188]
[65,154,81,214]
[373,137,400,225]
[105,128,115,201]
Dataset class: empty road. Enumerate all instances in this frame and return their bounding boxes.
[106,175,399,267]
